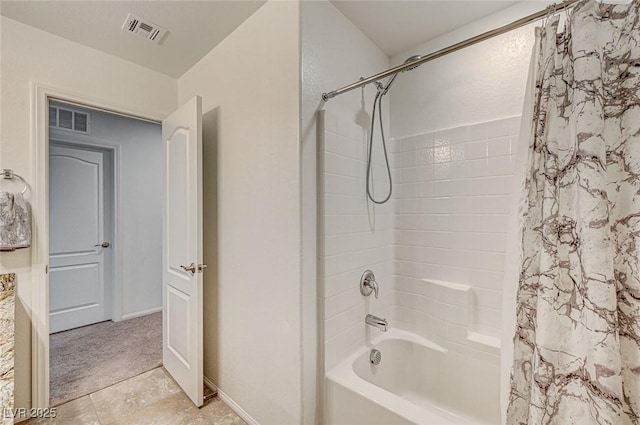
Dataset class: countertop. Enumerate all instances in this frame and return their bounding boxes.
[0,273,15,424]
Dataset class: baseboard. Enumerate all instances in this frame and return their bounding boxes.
[203,376,260,425]
[121,307,162,321]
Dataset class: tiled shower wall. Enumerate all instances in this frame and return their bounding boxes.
[319,111,395,370]
[391,116,520,339]
[319,112,520,377]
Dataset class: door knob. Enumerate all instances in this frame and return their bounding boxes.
[180,263,207,274]
[94,242,110,248]
[181,263,197,274]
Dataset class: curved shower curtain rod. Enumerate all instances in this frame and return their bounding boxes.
[321,0,580,102]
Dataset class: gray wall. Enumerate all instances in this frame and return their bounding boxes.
[50,101,162,319]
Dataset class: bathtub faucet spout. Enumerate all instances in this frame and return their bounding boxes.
[366,314,388,332]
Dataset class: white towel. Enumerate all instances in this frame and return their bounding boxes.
[0,192,31,251]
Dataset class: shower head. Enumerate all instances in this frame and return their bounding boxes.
[380,55,424,95]
[403,54,424,71]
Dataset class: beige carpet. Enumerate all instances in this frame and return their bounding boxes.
[50,312,162,406]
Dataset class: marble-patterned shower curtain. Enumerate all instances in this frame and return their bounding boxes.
[506,1,640,424]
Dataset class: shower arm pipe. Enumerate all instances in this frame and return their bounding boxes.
[321,0,579,102]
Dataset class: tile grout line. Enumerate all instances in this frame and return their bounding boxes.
[87,393,104,425]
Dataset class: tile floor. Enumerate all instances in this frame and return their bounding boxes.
[24,368,246,425]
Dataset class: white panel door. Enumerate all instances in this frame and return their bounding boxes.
[162,96,203,407]
[49,144,111,333]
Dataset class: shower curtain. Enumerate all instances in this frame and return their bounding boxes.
[506,1,640,424]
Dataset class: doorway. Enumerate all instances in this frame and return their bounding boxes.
[47,100,164,405]
[31,85,205,410]
[49,141,114,333]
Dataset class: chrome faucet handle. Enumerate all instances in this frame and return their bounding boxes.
[360,270,379,299]
[369,280,379,298]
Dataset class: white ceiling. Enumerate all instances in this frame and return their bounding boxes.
[0,1,265,78]
[1,0,519,78]
[330,0,519,57]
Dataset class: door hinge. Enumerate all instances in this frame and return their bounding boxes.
[45,265,48,274]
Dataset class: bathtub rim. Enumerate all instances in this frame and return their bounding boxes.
[326,328,482,425]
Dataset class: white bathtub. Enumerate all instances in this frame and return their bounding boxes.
[325,329,498,425]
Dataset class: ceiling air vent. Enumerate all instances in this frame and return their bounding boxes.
[122,13,167,44]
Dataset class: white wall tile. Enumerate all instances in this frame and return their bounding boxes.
[416,147,434,165]
[401,166,419,183]
[338,135,363,160]
[322,114,519,377]
[324,112,339,134]
[339,156,364,179]
[390,117,519,341]
[465,140,488,160]
[417,133,434,150]
[325,323,364,370]
[416,181,434,198]
[325,288,360,319]
[433,142,451,163]
[433,163,452,180]
[487,156,513,176]
[321,235,340,257]
[323,131,339,153]
[479,117,511,139]
[508,116,522,135]
[398,150,417,167]
[473,307,502,337]
[398,135,417,152]
[321,255,338,277]
[487,136,511,156]
[450,143,465,162]
[324,152,340,174]
[510,135,520,155]
[462,159,489,178]
[473,288,503,310]
[320,112,395,370]
[325,304,364,341]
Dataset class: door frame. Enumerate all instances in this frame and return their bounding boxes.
[49,138,119,327]
[31,83,164,408]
